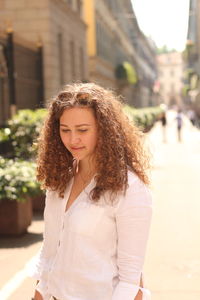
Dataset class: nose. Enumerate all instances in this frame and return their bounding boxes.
[70,132,80,145]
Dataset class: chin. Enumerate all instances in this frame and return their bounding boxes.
[72,154,86,161]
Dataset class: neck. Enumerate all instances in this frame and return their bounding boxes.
[79,159,96,177]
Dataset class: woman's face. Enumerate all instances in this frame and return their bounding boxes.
[59,107,98,163]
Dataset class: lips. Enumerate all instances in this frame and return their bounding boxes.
[71,146,85,151]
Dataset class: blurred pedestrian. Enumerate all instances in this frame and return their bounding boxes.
[160,112,167,143]
[175,110,183,142]
[187,109,196,127]
[30,83,152,300]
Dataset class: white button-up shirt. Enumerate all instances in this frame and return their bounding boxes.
[28,170,152,300]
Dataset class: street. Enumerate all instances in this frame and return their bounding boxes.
[0,110,200,300]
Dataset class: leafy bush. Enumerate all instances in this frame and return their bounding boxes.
[0,105,162,203]
[0,105,163,160]
[0,109,46,202]
[0,109,47,159]
[123,105,163,132]
[0,157,42,202]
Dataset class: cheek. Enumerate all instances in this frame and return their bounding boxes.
[90,131,98,149]
[60,132,69,146]
[59,131,64,142]
[83,133,97,150]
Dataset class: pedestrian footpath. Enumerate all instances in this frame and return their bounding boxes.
[0,215,44,300]
[144,111,200,300]
[0,110,200,300]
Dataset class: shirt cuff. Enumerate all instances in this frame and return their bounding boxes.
[35,281,51,300]
[112,281,151,300]
[25,253,46,280]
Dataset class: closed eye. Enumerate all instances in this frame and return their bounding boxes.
[78,129,88,132]
[60,128,88,133]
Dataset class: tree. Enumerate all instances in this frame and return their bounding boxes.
[157,45,177,54]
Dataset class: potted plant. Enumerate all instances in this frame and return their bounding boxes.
[0,157,42,235]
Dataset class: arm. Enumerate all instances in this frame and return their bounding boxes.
[27,191,54,280]
[112,177,152,300]
[27,191,52,299]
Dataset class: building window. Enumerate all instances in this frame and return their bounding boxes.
[70,40,76,80]
[167,55,171,63]
[77,0,82,16]
[79,46,84,80]
[69,0,82,15]
[63,0,72,7]
[58,33,64,85]
[96,20,115,64]
[0,0,5,9]
[67,0,72,6]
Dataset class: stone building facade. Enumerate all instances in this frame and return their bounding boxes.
[157,52,184,108]
[83,0,157,107]
[0,0,157,109]
[187,0,200,72]
[185,0,200,116]
[0,0,88,101]
[128,24,157,107]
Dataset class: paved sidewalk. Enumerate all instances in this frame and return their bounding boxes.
[144,111,200,300]
[0,214,44,299]
[0,110,200,300]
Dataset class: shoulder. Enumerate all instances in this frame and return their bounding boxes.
[45,177,73,204]
[45,189,59,201]
[44,189,63,209]
[127,169,140,185]
[115,170,152,213]
[128,170,151,197]
[127,169,148,191]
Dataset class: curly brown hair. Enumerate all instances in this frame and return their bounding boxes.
[37,82,150,202]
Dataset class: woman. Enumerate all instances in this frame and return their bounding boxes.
[31,83,152,300]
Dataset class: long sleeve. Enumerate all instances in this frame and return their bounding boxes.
[26,191,51,281]
[112,176,152,300]
[26,242,47,280]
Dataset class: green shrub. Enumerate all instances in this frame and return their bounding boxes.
[0,157,42,202]
[123,105,163,131]
[0,105,163,161]
[0,109,47,159]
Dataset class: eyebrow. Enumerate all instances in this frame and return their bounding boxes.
[60,123,91,128]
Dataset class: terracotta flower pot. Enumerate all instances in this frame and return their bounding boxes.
[0,198,32,236]
[31,194,45,212]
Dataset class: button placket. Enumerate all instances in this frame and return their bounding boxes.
[48,214,64,287]
[57,208,65,248]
